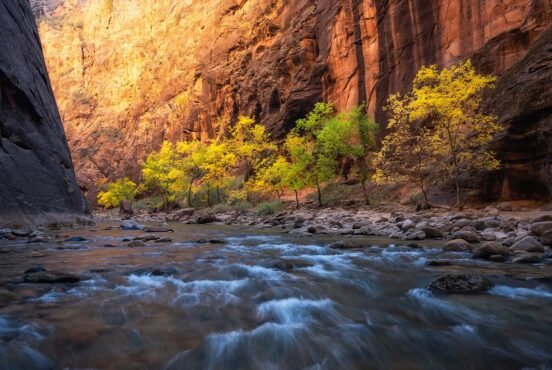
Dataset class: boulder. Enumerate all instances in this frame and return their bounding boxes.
[24,271,81,284]
[12,229,32,237]
[451,231,480,243]
[529,221,552,236]
[473,242,510,260]
[307,226,317,234]
[119,200,133,217]
[400,219,415,231]
[428,274,494,294]
[329,241,359,249]
[121,220,145,230]
[510,236,545,253]
[530,215,552,224]
[444,239,472,252]
[405,230,426,240]
[541,229,552,246]
[134,234,160,241]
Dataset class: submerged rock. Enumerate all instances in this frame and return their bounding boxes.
[128,240,146,247]
[24,271,81,284]
[512,253,543,264]
[144,226,174,233]
[428,274,494,294]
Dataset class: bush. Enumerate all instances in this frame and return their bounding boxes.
[256,201,282,216]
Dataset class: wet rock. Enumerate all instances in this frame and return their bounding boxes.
[510,236,545,253]
[24,271,81,284]
[102,244,118,248]
[27,237,47,244]
[529,221,552,236]
[128,240,146,247]
[0,229,12,238]
[24,266,46,274]
[194,238,226,244]
[451,231,480,243]
[12,229,32,237]
[129,267,179,276]
[444,239,472,252]
[65,236,87,242]
[155,237,173,243]
[144,226,174,233]
[421,227,443,239]
[428,274,494,294]
[489,254,506,262]
[426,260,451,267]
[273,260,314,271]
[120,220,145,230]
[329,241,358,249]
[512,253,543,264]
[473,242,510,260]
[307,226,317,234]
[196,215,217,224]
[134,234,160,241]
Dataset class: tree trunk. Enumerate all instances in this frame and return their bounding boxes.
[361,180,370,206]
[316,180,323,207]
[216,186,221,204]
[207,184,211,207]
[187,179,194,207]
[294,189,299,208]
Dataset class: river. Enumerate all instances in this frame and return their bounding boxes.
[1,222,551,369]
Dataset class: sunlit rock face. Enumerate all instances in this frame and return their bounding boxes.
[0,0,87,225]
[35,0,552,202]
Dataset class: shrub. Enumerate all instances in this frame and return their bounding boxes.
[256,201,282,216]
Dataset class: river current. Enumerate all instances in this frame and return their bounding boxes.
[0,223,551,369]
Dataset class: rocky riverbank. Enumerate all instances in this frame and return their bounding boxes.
[89,203,552,267]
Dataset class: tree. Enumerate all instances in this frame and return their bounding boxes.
[283,131,315,207]
[97,177,138,209]
[375,59,502,207]
[228,116,277,182]
[176,141,208,207]
[141,141,182,208]
[374,94,434,208]
[408,59,501,206]
[249,155,291,201]
[201,141,236,205]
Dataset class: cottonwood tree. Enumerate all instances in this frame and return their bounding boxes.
[97,177,138,209]
[141,141,182,208]
[376,60,502,207]
[374,95,434,208]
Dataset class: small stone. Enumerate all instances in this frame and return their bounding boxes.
[128,240,146,247]
[24,266,46,274]
[510,236,545,253]
[444,239,472,252]
[144,226,174,233]
[428,273,494,294]
[426,260,451,266]
[451,231,480,243]
[134,234,160,241]
[65,236,87,242]
[512,253,542,264]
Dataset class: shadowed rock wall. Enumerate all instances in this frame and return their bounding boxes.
[0,0,87,225]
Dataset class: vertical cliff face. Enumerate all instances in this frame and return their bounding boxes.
[35,0,552,202]
[0,0,87,225]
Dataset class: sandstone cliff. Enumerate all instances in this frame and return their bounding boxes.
[0,0,87,225]
[35,0,552,202]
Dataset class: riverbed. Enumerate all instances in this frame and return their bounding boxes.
[1,222,551,369]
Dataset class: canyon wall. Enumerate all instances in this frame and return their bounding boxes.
[0,0,87,225]
[35,0,552,202]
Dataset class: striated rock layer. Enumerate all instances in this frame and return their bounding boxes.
[0,0,87,225]
[35,0,552,202]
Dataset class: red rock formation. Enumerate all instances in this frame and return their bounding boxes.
[34,0,552,203]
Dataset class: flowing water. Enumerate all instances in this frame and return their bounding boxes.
[1,223,552,370]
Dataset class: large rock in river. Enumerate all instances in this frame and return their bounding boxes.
[428,274,494,294]
[0,0,87,226]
